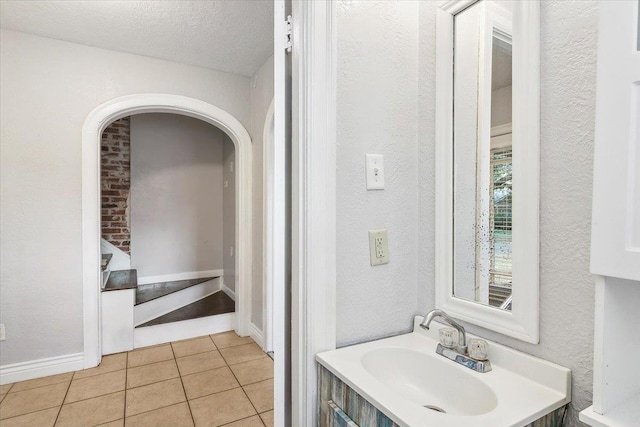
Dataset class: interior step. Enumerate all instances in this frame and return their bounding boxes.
[101,254,113,271]
[136,291,234,328]
[136,277,219,305]
[104,269,138,291]
[134,277,222,326]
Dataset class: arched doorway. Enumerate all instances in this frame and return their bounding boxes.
[81,94,252,367]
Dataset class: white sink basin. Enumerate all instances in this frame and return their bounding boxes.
[316,317,571,427]
[361,347,498,416]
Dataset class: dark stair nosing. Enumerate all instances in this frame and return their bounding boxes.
[135,276,220,306]
[136,291,234,328]
[104,269,138,291]
[101,254,113,271]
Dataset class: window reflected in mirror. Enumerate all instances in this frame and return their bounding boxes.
[453,0,513,310]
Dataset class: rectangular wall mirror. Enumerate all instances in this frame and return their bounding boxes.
[435,0,540,343]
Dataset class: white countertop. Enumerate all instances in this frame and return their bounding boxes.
[316,316,571,427]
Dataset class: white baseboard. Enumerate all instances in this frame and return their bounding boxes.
[133,312,235,348]
[249,322,264,350]
[222,283,236,301]
[134,278,221,326]
[0,353,84,385]
[137,269,224,286]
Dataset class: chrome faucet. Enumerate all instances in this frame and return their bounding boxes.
[420,309,491,373]
[420,309,467,353]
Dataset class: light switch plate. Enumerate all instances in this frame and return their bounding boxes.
[365,154,385,190]
[369,229,390,265]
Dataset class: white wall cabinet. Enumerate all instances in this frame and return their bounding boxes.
[581,2,640,426]
[589,0,640,282]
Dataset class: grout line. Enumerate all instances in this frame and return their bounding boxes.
[170,341,197,426]
[207,334,219,351]
[0,403,65,423]
[53,376,73,425]
[6,376,73,394]
[218,413,266,426]
[174,346,221,361]
[123,401,188,422]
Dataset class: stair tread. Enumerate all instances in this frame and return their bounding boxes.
[135,277,219,305]
[101,254,113,271]
[136,292,234,327]
[104,269,138,291]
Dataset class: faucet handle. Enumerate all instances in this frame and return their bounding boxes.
[438,328,458,349]
[468,338,489,361]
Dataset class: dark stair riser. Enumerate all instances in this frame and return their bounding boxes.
[135,277,219,305]
[136,292,234,328]
[104,269,138,291]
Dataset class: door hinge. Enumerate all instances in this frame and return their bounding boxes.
[285,15,293,54]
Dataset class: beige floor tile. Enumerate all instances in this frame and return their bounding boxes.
[0,394,6,404]
[221,415,265,427]
[181,366,239,400]
[171,337,216,358]
[259,410,273,427]
[229,358,274,386]
[0,384,13,394]
[210,332,254,349]
[127,360,179,389]
[125,402,194,427]
[98,420,125,427]
[176,351,226,376]
[56,391,125,426]
[0,407,58,427]
[242,379,273,413]
[0,382,68,419]
[127,345,174,368]
[125,378,185,417]
[65,369,126,403]
[219,344,267,366]
[74,353,127,380]
[9,372,73,393]
[189,388,256,427]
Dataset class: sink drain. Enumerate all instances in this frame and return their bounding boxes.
[424,405,446,413]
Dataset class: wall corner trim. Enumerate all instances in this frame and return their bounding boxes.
[249,322,265,349]
[0,353,84,385]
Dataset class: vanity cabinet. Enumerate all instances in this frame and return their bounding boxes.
[318,365,399,427]
[318,364,565,427]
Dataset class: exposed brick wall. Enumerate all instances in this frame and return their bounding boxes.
[101,117,131,253]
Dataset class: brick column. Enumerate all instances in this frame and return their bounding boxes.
[101,117,131,253]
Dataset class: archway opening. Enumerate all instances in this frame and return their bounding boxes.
[82,94,252,367]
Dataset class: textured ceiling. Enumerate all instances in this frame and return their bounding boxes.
[0,0,273,77]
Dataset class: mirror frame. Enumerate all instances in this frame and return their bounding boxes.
[435,0,540,343]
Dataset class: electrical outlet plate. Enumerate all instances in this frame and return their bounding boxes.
[369,229,390,265]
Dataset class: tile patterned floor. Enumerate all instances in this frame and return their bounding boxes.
[0,332,273,427]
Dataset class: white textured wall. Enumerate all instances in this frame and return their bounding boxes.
[130,114,226,277]
[249,56,274,331]
[418,2,599,425]
[0,29,250,366]
[336,0,419,346]
[223,138,236,292]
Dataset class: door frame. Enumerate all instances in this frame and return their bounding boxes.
[290,1,337,425]
[262,99,276,353]
[81,94,253,368]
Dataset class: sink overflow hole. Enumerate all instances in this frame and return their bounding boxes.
[424,405,446,413]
